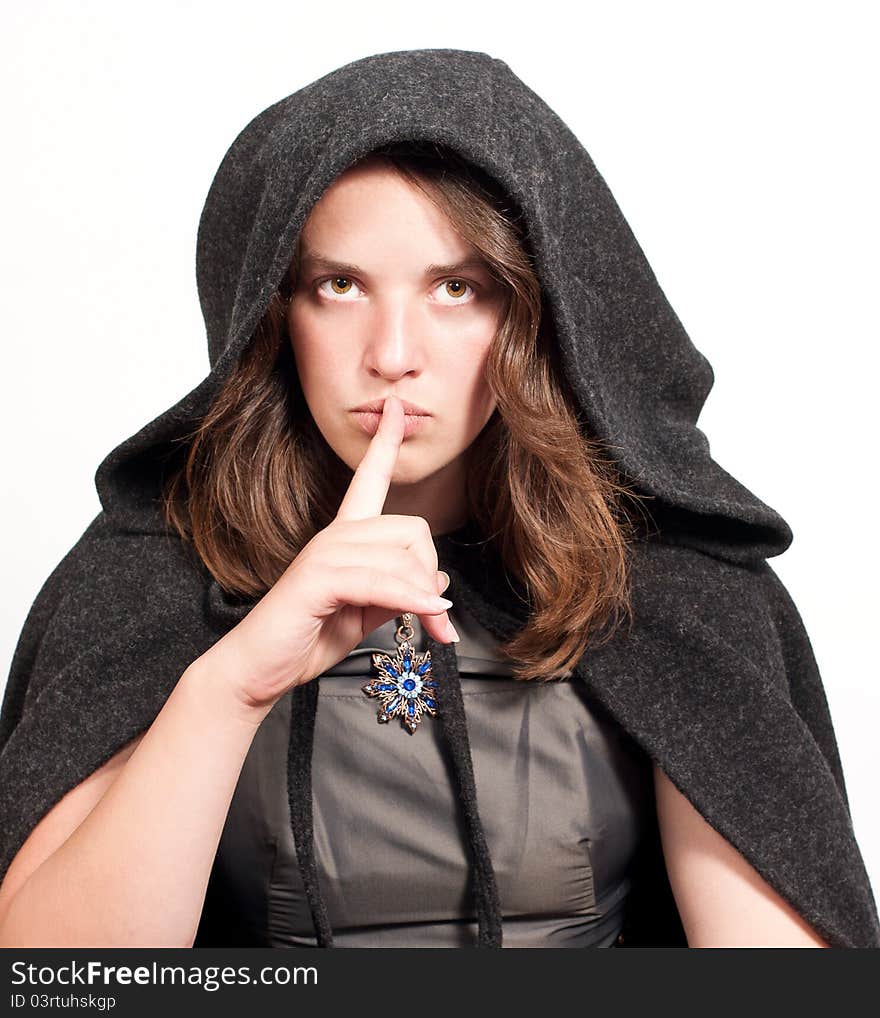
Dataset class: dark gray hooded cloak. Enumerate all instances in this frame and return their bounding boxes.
[1,47,877,948]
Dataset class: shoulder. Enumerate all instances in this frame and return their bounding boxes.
[623,539,788,686]
[627,538,777,608]
[8,512,212,721]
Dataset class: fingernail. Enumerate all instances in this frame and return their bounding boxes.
[446,620,460,643]
[434,596,454,609]
[438,571,451,593]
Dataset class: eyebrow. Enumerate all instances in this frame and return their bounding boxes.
[300,252,492,277]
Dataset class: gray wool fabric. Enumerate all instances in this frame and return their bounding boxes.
[1,47,878,948]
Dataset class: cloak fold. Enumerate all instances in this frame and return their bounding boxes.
[2,47,877,947]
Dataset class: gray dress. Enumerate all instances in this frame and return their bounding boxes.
[200,599,654,947]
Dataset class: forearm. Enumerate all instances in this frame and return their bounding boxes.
[0,652,272,947]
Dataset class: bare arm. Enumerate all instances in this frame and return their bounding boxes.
[0,650,272,947]
[653,762,830,947]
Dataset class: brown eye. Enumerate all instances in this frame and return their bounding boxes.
[444,279,470,299]
[330,277,352,295]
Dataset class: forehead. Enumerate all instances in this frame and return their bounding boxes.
[298,163,485,270]
[304,162,449,232]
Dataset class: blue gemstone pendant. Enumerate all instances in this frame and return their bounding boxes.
[362,613,438,735]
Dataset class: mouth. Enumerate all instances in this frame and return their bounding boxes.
[351,397,432,417]
[351,406,430,439]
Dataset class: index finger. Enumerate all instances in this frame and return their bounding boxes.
[335,395,406,522]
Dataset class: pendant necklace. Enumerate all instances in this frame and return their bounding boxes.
[362,612,438,735]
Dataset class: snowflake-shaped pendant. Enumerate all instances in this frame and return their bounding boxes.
[362,632,438,735]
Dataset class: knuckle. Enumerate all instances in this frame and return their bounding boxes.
[407,548,429,581]
[403,515,426,537]
[410,516,436,554]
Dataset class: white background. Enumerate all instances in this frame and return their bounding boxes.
[2,2,878,913]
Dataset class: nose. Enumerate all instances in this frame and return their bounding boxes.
[361,293,425,380]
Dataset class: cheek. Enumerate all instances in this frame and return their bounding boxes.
[445,342,496,429]
[287,314,333,387]
[438,307,495,357]
[451,331,494,387]
[472,337,498,418]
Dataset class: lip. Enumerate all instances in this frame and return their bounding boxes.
[351,397,432,416]
[351,409,429,439]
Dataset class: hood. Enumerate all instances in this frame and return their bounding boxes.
[94,46,791,565]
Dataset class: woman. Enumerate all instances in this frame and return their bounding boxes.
[0,48,877,949]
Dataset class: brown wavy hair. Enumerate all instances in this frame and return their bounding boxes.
[162,140,652,681]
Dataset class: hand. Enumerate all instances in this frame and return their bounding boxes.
[203,395,457,711]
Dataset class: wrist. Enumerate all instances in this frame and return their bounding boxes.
[183,644,277,730]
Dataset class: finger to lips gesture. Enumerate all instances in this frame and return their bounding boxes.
[334,394,457,645]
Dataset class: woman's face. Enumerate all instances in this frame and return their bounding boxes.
[287,160,505,533]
